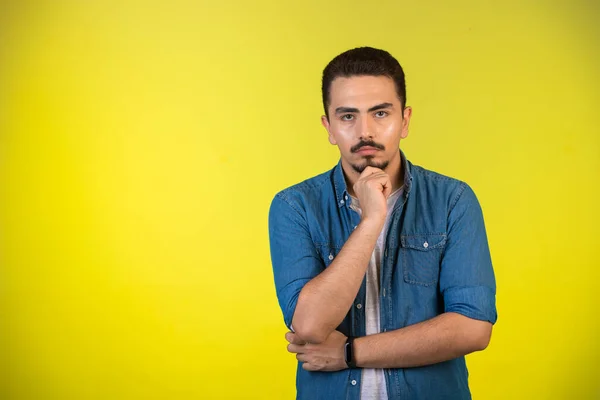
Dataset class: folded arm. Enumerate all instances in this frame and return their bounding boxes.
[354,312,492,368]
[291,217,382,343]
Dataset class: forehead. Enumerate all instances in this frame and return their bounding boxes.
[329,75,399,107]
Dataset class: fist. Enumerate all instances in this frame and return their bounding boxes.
[286,330,348,372]
[352,166,392,223]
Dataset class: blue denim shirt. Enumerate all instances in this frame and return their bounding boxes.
[269,152,497,400]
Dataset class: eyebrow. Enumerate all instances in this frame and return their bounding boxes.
[334,102,394,114]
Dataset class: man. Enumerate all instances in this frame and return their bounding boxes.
[268,47,497,400]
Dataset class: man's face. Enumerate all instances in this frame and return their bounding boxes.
[321,75,412,174]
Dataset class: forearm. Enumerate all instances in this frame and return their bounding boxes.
[354,312,493,369]
[292,218,382,343]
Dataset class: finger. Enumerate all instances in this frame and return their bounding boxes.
[360,166,376,175]
[287,343,304,353]
[286,332,305,344]
[285,332,295,343]
[296,353,308,362]
[362,171,388,180]
[360,166,383,177]
[364,165,385,173]
[364,175,391,189]
[360,170,387,179]
[290,334,306,345]
[381,180,392,198]
[302,362,318,371]
[356,175,387,190]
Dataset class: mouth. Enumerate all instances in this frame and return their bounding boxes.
[355,146,381,156]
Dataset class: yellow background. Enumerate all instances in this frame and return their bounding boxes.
[1,1,598,399]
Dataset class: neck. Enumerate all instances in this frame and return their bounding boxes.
[342,150,404,197]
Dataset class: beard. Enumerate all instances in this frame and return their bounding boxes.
[350,156,390,173]
[349,139,388,173]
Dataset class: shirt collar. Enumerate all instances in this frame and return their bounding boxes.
[333,150,413,209]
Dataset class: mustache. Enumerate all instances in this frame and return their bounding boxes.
[351,140,385,153]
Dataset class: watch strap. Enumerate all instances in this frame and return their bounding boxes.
[344,336,356,368]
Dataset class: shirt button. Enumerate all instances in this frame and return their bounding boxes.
[353,225,357,230]
[328,254,333,260]
[382,288,386,297]
[423,242,429,248]
[345,195,349,201]
[356,303,362,309]
[351,380,357,386]
[340,199,345,205]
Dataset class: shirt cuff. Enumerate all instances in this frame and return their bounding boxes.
[443,286,497,324]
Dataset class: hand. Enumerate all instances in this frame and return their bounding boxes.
[353,166,392,224]
[285,330,348,372]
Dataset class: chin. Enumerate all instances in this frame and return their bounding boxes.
[351,157,389,173]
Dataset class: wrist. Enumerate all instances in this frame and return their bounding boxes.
[352,336,366,368]
[359,216,385,232]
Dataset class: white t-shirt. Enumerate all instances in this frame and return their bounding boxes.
[350,187,403,400]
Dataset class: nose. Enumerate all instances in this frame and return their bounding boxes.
[358,115,374,140]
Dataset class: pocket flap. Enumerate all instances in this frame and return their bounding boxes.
[401,234,447,251]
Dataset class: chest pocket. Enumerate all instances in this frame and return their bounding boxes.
[401,234,447,287]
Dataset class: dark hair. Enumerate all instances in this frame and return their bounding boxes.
[321,47,406,118]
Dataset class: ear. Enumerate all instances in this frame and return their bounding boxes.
[321,115,337,145]
[400,106,412,139]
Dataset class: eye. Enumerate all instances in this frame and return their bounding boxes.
[341,114,354,121]
[374,111,388,118]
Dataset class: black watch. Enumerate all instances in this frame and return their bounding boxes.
[344,336,356,368]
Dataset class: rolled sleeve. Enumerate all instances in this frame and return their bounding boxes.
[440,184,498,324]
[268,193,324,329]
[444,286,497,323]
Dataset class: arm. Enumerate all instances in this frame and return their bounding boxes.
[291,217,382,343]
[354,312,492,368]
[270,195,376,344]
[285,183,498,371]
[292,167,395,344]
[286,313,491,372]
[269,167,392,344]
[355,183,497,368]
